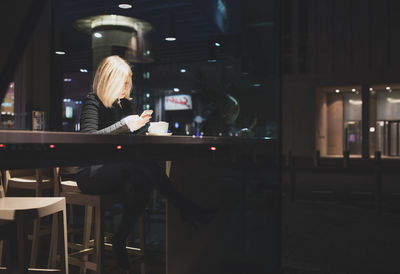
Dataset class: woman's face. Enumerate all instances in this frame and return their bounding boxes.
[119,78,130,99]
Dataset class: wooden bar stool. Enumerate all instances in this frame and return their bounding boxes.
[0,197,69,273]
[57,169,146,274]
[1,168,59,268]
[4,169,56,197]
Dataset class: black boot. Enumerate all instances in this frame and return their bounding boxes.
[112,231,130,270]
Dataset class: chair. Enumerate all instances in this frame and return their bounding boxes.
[4,169,57,197]
[57,168,146,274]
[2,168,59,268]
[0,196,69,273]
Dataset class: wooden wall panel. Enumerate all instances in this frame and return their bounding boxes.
[388,0,400,68]
[332,0,352,73]
[369,0,388,72]
[350,0,370,73]
[315,91,328,156]
[282,80,315,156]
[327,93,343,155]
[314,0,333,73]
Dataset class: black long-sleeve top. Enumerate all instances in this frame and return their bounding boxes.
[80,92,145,134]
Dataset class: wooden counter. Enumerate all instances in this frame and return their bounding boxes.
[0,130,277,168]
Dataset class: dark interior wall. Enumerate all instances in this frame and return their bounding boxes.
[281,79,315,157]
[282,0,400,157]
[13,1,56,130]
[0,0,49,103]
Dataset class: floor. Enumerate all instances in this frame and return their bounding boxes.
[282,169,400,274]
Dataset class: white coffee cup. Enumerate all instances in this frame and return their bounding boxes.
[148,121,169,134]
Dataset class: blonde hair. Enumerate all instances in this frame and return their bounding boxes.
[93,55,132,108]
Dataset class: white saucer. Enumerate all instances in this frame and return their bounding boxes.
[146,132,172,136]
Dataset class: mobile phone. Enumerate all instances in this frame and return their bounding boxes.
[141,110,153,117]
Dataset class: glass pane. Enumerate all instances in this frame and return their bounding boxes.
[316,86,361,156]
[371,84,400,156]
[343,92,362,155]
[0,82,15,129]
[1,2,281,272]
[54,0,279,138]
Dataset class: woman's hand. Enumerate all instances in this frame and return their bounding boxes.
[123,115,151,132]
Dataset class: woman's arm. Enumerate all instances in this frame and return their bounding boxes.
[94,120,131,134]
[80,94,149,134]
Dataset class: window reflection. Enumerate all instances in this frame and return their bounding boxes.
[0,82,14,129]
[53,0,279,139]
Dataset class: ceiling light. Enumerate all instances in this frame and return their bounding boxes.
[387,98,400,103]
[55,51,66,55]
[180,69,186,73]
[335,89,340,93]
[94,32,103,38]
[173,88,180,92]
[252,83,261,87]
[348,99,362,105]
[369,88,373,91]
[165,37,176,41]
[118,3,132,9]
[352,88,356,92]
[215,42,221,47]
[80,68,88,73]
[386,86,391,90]
[64,78,72,82]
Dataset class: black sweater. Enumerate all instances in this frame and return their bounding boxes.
[80,93,144,134]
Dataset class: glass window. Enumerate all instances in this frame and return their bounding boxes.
[370,84,400,156]
[316,86,362,156]
[51,0,280,137]
[0,82,15,129]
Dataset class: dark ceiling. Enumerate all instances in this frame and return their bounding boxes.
[54,0,231,73]
[52,0,275,101]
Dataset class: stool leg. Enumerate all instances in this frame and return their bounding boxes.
[80,206,93,274]
[15,213,28,273]
[95,205,104,274]
[48,213,59,268]
[0,240,3,267]
[139,216,146,274]
[29,218,41,267]
[62,205,69,274]
[68,204,75,244]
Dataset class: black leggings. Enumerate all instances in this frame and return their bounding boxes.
[75,161,179,238]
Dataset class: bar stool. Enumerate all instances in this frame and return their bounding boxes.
[56,168,146,274]
[2,169,58,268]
[0,197,69,273]
[4,169,56,197]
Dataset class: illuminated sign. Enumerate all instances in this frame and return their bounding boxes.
[165,95,192,111]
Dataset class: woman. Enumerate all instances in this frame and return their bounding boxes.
[76,55,215,269]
